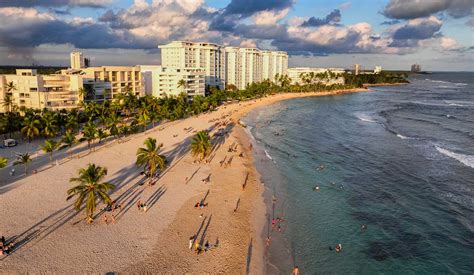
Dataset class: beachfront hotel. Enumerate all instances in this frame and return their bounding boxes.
[159,41,289,91]
[141,65,205,99]
[78,66,144,98]
[0,69,83,112]
[159,41,226,90]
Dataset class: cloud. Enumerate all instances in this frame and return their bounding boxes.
[439,37,461,50]
[392,16,442,40]
[381,20,400,25]
[210,0,293,31]
[0,7,150,51]
[300,9,341,27]
[339,2,351,10]
[252,8,290,25]
[222,0,293,17]
[383,0,473,20]
[0,0,112,8]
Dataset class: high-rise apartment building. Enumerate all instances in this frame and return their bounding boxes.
[70,52,84,70]
[141,65,205,99]
[159,41,226,90]
[261,50,288,82]
[0,69,83,112]
[411,64,421,72]
[354,64,361,75]
[158,41,289,91]
[225,48,288,90]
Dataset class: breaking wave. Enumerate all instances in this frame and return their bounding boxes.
[436,146,474,169]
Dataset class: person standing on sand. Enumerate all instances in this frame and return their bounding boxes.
[189,236,195,250]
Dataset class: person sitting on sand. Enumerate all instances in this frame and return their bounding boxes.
[194,202,200,208]
[204,240,210,252]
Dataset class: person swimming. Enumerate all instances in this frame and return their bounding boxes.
[335,244,342,253]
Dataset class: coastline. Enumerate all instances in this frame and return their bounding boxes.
[0,87,370,273]
[363,82,408,87]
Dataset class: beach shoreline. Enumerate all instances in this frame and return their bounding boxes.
[0,87,371,273]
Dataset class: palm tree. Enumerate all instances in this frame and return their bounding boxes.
[97,128,108,145]
[61,131,76,158]
[82,121,97,152]
[191,130,212,161]
[42,112,59,138]
[107,113,121,139]
[135,111,149,133]
[0,157,8,169]
[1,82,16,113]
[65,112,78,133]
[136,137,166,185]
[14,152,32,174]
[21,116,41,143]
[178,79,186,94]
[41,139,60,162]
[67,164,115,223]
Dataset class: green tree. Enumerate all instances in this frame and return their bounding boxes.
[67,163,115,223]
[178,79,186,94]
[14,152,32,174]
[41,139,60,163]
[82,121,97,152]
[191,130,211,161]
[65,112,79,133]
[136,137,167,185]
[41,112,59,138]
[61,131,77,158]
[21,116,41,143]
[0,157,8,169]
[97,128,108,144]
[1,81,16,113]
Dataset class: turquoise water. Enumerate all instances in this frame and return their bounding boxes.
[244,73,474,274]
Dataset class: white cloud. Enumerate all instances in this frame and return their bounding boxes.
[252,8,289,25]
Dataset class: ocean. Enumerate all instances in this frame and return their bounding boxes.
[243,72,474,274]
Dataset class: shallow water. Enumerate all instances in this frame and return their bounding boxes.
[244,72,474,274]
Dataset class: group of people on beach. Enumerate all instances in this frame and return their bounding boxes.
[1,236,14,255]
[101,201,122,224]
[189,236,218,254]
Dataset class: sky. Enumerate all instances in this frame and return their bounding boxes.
[0,0,473,71]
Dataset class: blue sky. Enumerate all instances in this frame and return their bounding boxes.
[0,0,472,71]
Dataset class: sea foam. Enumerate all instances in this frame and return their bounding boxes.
[436,146,474,169]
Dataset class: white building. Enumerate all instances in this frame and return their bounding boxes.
[374,66,382,74]
[287,67,346,86]
[79,66,143,98]
[159,41,289,91]
[141,66,205,99]
[70,52,84,70]
[224,47,288,90]
[159,41,226,90]
[0,69,83,112]
[261,50,288,82]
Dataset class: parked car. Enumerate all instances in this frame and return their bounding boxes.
[3,139,17,147]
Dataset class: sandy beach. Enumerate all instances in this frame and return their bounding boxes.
[0,88,369,273]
